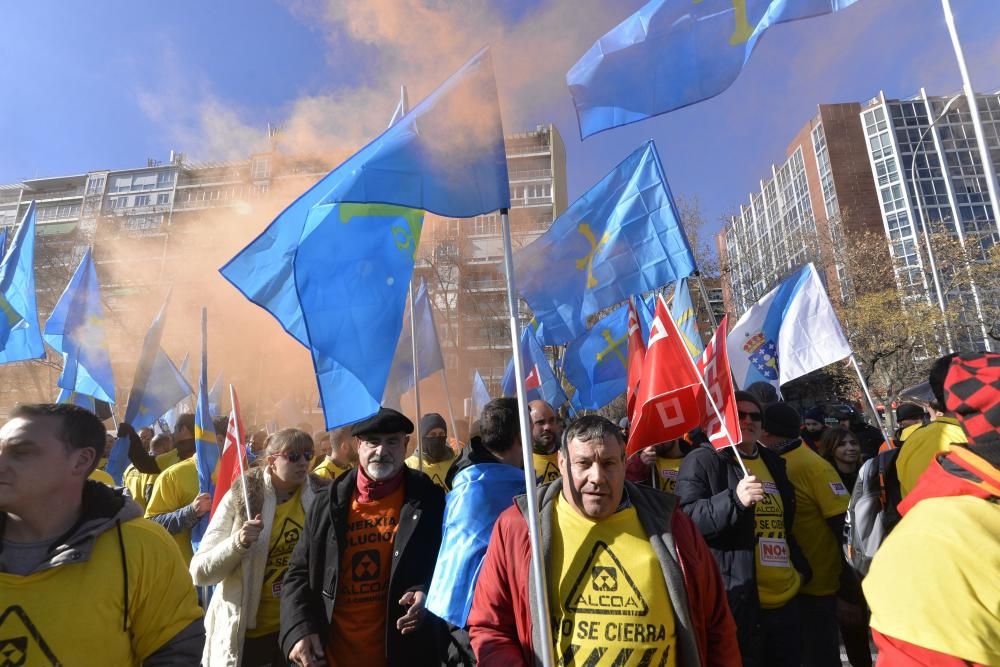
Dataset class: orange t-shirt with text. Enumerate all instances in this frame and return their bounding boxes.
[326,483,404,667]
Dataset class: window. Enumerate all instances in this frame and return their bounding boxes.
[134,195,151,207]
[156,193,170,205]
[86,176,105,195]
[251,157,271,180]
[157,171,175,188]
[110,197,127,209]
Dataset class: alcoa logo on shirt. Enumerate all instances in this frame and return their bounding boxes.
[565,542,648,616]
[0,606,59,666]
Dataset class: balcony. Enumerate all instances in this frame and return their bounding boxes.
[465,279,506,291]
[509,169,552,182]
[511,196,553,208]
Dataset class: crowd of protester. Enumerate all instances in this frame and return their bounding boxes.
[0,352,996,666]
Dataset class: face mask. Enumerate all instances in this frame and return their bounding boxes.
[422,436,450,458]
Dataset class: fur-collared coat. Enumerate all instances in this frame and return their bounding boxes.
[190,467,328,667]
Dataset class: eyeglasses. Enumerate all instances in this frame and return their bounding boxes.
[272,450,314,463]
[738,411,762,422]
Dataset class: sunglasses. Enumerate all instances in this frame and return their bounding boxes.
[738,411,762,422]
[272,450,314,463]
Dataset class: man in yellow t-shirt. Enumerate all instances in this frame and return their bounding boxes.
[404,413,457,489]
[0,403,204,664]
[762,402,850,667]
[468,415,741,666]
[145,457,213,565]
[897,353,969,495]
[529,400,562,484]
[675,391,810,666]
[313,426,356,481]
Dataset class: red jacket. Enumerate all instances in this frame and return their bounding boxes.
[467,480,741,667]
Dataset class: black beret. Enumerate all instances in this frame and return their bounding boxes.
[350,408,414,437]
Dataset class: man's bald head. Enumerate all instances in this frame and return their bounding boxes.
[529,400,562,455]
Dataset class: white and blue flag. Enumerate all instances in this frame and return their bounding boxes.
[727,263,850,390]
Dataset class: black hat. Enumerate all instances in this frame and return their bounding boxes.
[733,390,763,415]
[746,381,780,406]
[419,413,447,438]
[351,408,414,437]
[762,402,802,439]
[895,402,927,423]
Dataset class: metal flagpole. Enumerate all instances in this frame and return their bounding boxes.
[408,283,424,471]
[941,0,1000,238]
[439,368,459,445]
[392,84,424,471]
[500,208,556,667]
[849,354,894,449]
[230,384,253,523]
[694,272,719,329]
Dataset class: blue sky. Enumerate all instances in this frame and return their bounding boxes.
[2,0,999,242]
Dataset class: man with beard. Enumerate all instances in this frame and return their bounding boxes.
[313,426,357,481]
[800,407,826,451]
[405,413,456,489]
[280,407,446,667]
[529,400,562,484]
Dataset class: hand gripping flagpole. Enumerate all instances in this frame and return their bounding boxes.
[500,208,556,667]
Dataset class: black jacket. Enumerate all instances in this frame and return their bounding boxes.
[675,443,810,651]
[279,466,447,665]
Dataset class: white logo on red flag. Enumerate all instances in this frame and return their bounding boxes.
[626,297,645,423]
[695,315,742,450]
[626,296,703,457]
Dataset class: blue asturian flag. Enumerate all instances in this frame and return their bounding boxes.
[470,370,492,422]
[515,141,696,345]
[563,303,630,410]
[43,248,115,404]
[670,277,704,358]
[425,463,526,627]
[122,298,193,430]
[0,201,45,363]
[224,48,509,430]
[567,0,862,138]
[501,325,568,408]
[383,277,446,410]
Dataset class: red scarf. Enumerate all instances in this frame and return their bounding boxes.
[355,465,405,504]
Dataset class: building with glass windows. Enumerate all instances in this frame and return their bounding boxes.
[717,103,883,315]
[860,89,999,351]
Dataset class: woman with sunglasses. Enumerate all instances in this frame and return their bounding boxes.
[191,428,330,667]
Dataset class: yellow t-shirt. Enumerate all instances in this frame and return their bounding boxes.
[155,450,180,472]
[123,465,146,510]
[144,458,204,564]
[533,451,560,484]
[249,486,306,637]
[404,453,456,489]
[654,457,685,494]
[865,495,1000,666]
[313,458,351,481]
[550,493,677,667]
[779,444,850,596]
[88,468,115,486]
[0,517,203,666]
[897,417,967,496]
[744,453,800,608]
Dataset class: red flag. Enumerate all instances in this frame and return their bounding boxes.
[210,385,248,519]
[696,316,743,450]
[627,296,704,457]
[626,297,645,422]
